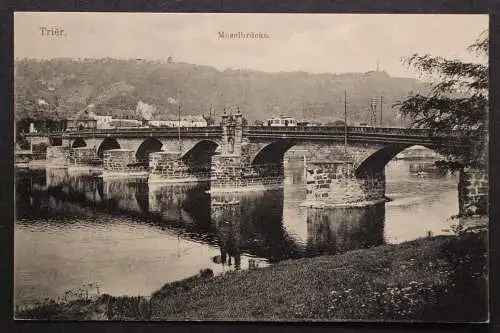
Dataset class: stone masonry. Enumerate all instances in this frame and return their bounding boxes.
[50,114,481,210]
[68,147,101,165]
[103,149,146,173]
[149,151,212,182]
[305,161,385,207]
[28,135,50,159]
[211,154,284,191]
[458,167,488,217]
[46,146,69,165]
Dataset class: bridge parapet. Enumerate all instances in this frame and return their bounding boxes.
[61,126,223,139]
[244,126,467,137]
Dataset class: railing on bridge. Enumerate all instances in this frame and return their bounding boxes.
[244,126,464,138]
[46,125,469,140]
[59,126,223,138]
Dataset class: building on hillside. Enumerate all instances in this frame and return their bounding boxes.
[184,115,207,127]
[66,111,97,131]
[98,108,137,120]
[84,108,114,129]
[108,119,143,128]
[148,114,207,127]
[91,115,113,129]
[87,106,143,128]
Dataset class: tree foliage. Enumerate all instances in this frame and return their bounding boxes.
[395,31,488,169]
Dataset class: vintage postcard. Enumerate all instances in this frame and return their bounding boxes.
[13,12,489,321]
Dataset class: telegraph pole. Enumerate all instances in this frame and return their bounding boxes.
[380,95,383,126]
[344,89,348,177]
[178,103,182,153]
[370,97,377,126]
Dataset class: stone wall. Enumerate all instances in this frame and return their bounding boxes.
[46,146,69,165]
[15,152,32,164]
[29,135,50,159]
[211,154,284,191]
[69,147,101,165]
[458,167,488,216]
[103,149,145,172]
[305,161,386,207]
[149,151,212,182]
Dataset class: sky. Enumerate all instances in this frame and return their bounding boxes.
[14,12,488,78]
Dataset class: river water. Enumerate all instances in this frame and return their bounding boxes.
[14,158,458,307]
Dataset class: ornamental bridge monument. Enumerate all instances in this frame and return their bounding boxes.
[29,111,488,218]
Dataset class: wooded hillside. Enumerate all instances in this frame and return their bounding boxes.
[14,58,430,126]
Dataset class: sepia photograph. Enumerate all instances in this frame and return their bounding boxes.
[13,12,488,321]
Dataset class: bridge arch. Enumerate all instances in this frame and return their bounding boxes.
[135,138,163,164]
[181,140,219,166]
[355,144,412,176]
[71,138,87,148]
[354,144,442,177]
[97,137,121,158]
[250,140,296,166]
[49,136,63,146]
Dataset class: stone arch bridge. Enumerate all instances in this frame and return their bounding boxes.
[38,113,485,214]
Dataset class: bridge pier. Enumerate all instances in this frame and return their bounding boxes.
[211,154,284,192]
[68,147,101,167]
[46,146,69,166]
[303,161,385,208]
[102,149,147,176]
[149,151,212,183]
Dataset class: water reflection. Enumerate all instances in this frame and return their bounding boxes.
[16,168,388,259]
[408,161,448,178]
[15,158,458,305]
[305,204,385,255]
[211,200,242,269]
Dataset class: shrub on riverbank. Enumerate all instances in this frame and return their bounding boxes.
[16,231,487,321]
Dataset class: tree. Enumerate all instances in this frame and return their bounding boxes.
[395,31,488,170]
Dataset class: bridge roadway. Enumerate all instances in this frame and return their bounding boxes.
[53,126,472,147]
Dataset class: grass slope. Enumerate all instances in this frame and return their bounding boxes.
[150,232,487,321]
[16,231,488,322]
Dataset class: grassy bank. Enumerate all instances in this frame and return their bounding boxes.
[16,230,488,322]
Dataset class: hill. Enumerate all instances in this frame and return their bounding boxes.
[14,58,430,126]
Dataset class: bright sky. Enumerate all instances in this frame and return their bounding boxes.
[14,12,488,78]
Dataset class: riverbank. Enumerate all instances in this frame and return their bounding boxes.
[15,229,488,321]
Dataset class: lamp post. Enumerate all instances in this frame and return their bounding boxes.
[178,103,182,154]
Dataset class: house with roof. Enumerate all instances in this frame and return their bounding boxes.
[148,113,207,127]
[66,109,97,131]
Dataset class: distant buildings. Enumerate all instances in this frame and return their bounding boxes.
[92,115,113,129]
[148,115,207,127]
[65,100,208,130]
[66,112,97,131]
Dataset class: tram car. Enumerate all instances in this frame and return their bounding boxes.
[266,116,297,127]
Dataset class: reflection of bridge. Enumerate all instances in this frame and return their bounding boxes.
[17,169,387,263]
[27,113,487,215]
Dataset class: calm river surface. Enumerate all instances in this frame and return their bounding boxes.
[14,158,458,306]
